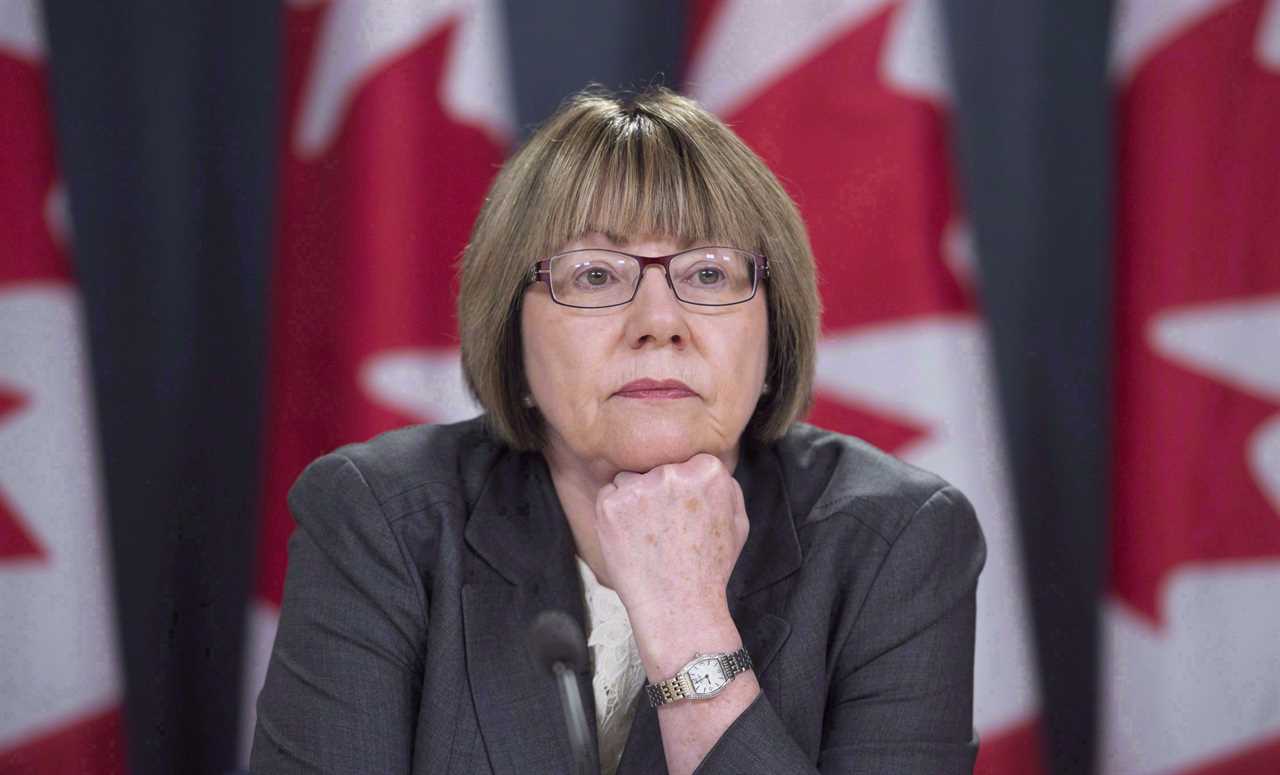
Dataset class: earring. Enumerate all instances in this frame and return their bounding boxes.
[521,394,535,408]
[761,382,771,395]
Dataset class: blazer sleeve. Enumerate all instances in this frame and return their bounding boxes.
[250,453,429,774]
[695,484,987,775]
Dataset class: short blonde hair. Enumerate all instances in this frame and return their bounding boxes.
[458,86,821,450]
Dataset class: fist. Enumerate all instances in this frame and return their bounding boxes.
[593,453,749,624]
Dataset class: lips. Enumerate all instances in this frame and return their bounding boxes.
[613,378,699,399]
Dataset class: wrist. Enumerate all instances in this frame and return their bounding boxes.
[629,601,742,681]
[623,588,730,627]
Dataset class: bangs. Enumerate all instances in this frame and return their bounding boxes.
[525,107,766,256]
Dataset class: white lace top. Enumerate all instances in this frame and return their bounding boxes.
[576,556,647,775]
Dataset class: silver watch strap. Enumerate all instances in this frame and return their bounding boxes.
[645,647,753,708]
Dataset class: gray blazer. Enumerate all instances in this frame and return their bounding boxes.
[251,416,986,774]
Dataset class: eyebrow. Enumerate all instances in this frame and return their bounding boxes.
[597,230,699,251]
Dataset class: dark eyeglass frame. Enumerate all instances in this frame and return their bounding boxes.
[527,246,770,309]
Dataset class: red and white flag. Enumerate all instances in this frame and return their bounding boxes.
[0,2,125,772]
[685,1,1044,772]
[242,0,512,758]
[1103,1,1280,772]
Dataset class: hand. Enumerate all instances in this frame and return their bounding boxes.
[596,453,761,775]
[593,453,749,627]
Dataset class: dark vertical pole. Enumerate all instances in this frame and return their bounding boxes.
[42,2,279,773]
[502,0,685,134]
[939,3,1114,774]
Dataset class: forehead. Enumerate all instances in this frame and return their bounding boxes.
[555,231,699,254]
[536,183,754,255]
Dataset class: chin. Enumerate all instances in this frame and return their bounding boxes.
[602,415,720,472]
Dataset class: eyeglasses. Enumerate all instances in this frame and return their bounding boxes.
[528,246,769,309]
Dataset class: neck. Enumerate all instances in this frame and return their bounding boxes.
[542,435,740,590]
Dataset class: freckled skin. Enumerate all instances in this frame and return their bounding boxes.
[586,447,750,628]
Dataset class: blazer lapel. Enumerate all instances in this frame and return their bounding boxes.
[729,437,804,599]
[462,449,598,775]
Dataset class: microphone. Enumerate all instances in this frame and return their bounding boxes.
[528,609,598,775]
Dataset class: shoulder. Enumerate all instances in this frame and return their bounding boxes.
[282,416,510,614]
[771,425,986,665]
[771,422,978,548]
[289,415,505,514]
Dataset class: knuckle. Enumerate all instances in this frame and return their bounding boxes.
[694,452,722,472]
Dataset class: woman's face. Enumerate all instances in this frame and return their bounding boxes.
[521,232,769,474]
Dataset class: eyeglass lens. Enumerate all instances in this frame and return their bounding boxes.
[547,248,758,308]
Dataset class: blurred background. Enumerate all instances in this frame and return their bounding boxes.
[1,0,1277,773]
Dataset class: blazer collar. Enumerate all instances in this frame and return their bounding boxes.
[464,438,803,599]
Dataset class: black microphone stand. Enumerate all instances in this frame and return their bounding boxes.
[552,659,595,775]
[529,609,599,775]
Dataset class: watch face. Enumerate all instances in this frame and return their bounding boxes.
[688,658,728,695]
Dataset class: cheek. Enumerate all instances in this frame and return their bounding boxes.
[521,298,565,397]
[523,314,563,399]
[743,333,770,398]
[740,300,770,372]
[521,301,608,397]
[703,309,769,404]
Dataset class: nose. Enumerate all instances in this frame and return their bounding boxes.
[624,265,689,349]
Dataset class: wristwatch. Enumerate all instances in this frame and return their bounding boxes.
[645,647,753,708]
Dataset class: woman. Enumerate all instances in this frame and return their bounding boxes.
[252,86,986,775]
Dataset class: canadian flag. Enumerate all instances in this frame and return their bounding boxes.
[0,2,125,773]
[241,0,512,758]
[685,1,1044,772]
[1103,0,1280,772]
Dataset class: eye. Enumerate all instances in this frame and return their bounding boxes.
[573,264,618,289]
[682,264,726,286]
[696,267,725,285]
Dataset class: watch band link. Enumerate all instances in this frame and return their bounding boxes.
[645,647,753,708]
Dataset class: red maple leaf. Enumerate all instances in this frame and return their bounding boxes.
[1111,0,1280,626]
[0,44,64,564]
[716,8,972,336]
[0,21,123,775]
[256,5,506,605]
[808,392,931,452]
[690,1,973,451]
[0,384,45,561]
[0,50,70,286]
[0,706,124,772]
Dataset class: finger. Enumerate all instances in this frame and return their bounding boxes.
[595,481,618,509]
[686,452,723,474]
[612,470,643,488]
